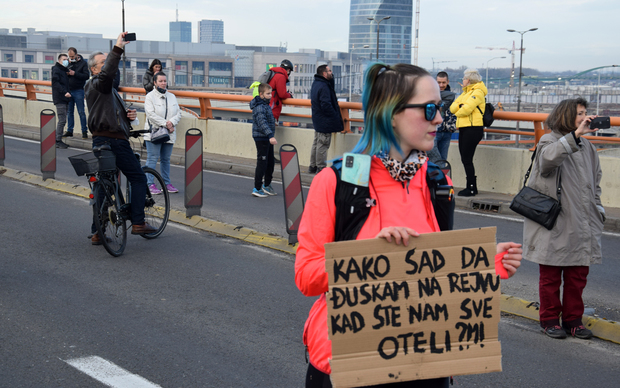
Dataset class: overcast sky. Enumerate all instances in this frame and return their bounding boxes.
[4,0,620,73]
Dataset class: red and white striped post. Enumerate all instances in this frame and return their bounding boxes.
[184,128,203,217]
[279,144,305,245]
[40,109,56,180]
[0,104,5,166]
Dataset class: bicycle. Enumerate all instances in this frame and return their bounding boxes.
[69,130,170,256]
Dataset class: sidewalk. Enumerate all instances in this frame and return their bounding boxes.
[2,123,620,345]
[7,123,620,233]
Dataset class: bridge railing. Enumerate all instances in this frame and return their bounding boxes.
[2,77,619,148]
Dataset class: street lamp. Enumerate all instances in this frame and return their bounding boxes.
[349,44,369,101]
[368,16,391,61]
[507,28,538,113]
[486,56,505,87]
[121,0,127,88]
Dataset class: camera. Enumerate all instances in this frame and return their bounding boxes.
[590,116,610,130]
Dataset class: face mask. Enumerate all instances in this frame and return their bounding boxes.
[69,58,76,63]
[62,60,69,67]
[156,87,166,94]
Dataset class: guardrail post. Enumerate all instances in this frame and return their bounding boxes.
[40,109,56,180]
[184,128,203,217]
[533,121,544,147]
[25,80,37,101]
[341,107,351,133]
[279,144,305,245]
[199,97,214,119]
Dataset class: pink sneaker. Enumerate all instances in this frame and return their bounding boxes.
[166,184,179,193]
[149,184,162,195]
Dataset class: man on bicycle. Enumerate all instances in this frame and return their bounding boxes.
[85,32,157,244]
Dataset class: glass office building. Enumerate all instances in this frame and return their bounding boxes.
[349,0,412,65]
[199,20,224,44]
[169,21,192,43]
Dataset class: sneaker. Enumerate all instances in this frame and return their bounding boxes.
[252,188,268,198]
[148,184,162,195]
[542,325,567,339]
[262,184,277,196]
[564,324,593,339]
[166,184,179,193]
[62,131,73,137]
[56,141,69,149]
[82,133,88,139]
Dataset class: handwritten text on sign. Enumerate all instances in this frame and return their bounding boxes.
[324,227,501,388]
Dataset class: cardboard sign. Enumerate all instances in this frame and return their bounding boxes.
[324,227,501,388]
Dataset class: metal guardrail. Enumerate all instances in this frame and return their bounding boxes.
[2,77,619,147]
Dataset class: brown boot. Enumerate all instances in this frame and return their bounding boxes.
[91,233,102,245]
[131,222,158,235]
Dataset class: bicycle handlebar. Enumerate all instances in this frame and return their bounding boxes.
[130,129,150,138]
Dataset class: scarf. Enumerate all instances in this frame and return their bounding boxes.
[378,150,428,182]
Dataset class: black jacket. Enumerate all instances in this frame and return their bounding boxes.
[85,46,133,139]
[51,62,70,105]
[310,75,343,133]
[143,69,155,93]
[67,55,89,91]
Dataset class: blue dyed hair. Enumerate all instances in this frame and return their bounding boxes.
[351,63,431,156]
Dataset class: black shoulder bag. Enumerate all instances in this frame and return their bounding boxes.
[509,148,562,230]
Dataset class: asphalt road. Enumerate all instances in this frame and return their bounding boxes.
[3,134,620,323]
[2,171,620,387]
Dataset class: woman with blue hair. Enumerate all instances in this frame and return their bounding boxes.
[294,63,523,387]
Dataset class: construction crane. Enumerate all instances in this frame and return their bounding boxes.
[431,58,456,73]
[475,44,518,87]
[413,0,420,65]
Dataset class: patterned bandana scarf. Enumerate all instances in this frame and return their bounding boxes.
[378,150,428,182]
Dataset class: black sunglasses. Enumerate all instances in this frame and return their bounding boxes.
[401,102,443,121]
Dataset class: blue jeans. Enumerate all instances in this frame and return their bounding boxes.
[435,131,452,161]
[91,137,147,232]
[68,89,88,134]
[145,141,173,185]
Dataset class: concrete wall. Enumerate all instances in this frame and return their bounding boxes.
[3,96,620,208]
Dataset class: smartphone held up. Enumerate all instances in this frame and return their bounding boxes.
[590,116,610,130]
[124,33,136,42]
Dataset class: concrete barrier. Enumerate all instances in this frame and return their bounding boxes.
[3,96,620,208]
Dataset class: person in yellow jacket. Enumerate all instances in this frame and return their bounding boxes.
[450,68,487,196]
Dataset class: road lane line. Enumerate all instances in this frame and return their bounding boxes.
[65,356,162,388]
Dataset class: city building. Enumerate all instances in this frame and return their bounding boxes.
[349,0,412,65]
[199,20,224,44]
[169,21,191,43]
[0,28,367,96]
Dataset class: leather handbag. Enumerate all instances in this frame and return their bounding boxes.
[509,147,562,230]
[149,95,170,144]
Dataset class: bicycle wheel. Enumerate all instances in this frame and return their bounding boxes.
[141,167,170,239]
[93,179,127,256]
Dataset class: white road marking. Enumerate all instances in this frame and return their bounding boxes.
[65,356,162,388]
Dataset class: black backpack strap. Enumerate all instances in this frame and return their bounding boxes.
[332,164,374,242]
[426,162,455,231]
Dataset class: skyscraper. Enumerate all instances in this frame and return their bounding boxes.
[199,20,224,44]
[170,21,192,43]
[348,0,412,65]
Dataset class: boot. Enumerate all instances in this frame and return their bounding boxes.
[458,176,477,197]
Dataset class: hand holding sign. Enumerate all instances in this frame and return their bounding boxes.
[495,242,523,279]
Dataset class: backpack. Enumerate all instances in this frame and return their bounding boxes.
[257,69,276,85]
[477,102,495,128]
[331,160,455,242]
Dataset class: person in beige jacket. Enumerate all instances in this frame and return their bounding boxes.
[523,98,605,340]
